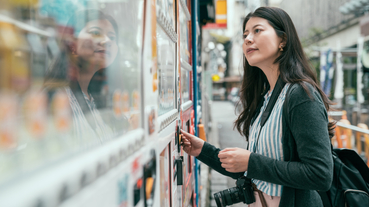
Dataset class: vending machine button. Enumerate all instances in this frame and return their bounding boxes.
[80,172,88,188]
[119,149,125,162]
[59,184,69,203]
[33,199,44,207]
[96,163,106,177]
[109,155,118,168]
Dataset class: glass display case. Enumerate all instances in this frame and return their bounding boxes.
[179,0,191,64]
[181,69,190,103]
[157,25,175,116]
[0,1,200,207]
[179,0,191,104]
[0,0,143,186]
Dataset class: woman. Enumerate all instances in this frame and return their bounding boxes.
[181,7,334,207]
[44,9,128,144]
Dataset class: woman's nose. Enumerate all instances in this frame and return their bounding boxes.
[244,35,253,45]
[100,35,112,46]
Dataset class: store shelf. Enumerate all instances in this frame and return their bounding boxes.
[0,14,52,37]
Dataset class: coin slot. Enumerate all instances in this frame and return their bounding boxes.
[175,156,183,185]
[143,150,157,207]
[133,178,142,206]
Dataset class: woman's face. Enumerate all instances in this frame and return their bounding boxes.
[76,19,118,69]
[242,17,283,69]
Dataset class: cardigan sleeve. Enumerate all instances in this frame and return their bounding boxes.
[245,84,333,191]
[197,142,245,180]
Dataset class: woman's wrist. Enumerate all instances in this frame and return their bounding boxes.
[196,141,208,158]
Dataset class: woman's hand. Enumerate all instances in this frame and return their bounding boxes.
[180,129,205,157]
[218,148,251,173]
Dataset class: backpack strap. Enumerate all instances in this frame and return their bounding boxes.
[318,192,332,207]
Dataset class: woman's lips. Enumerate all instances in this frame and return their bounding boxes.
[95,50,110,57]
[247,48,258,54]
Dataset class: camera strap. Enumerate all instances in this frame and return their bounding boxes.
[251,76,286,153]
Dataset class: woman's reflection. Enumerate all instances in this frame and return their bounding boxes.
[45,9,128,144]
[72,14,118,100]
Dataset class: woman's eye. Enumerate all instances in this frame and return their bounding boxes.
[89,30,101,36]
[243,34,247,39]
[109,36,116,41]
[255,29,260,33]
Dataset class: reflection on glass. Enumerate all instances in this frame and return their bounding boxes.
[156,0,175,30]
[160,147,170,207]
[44,9,124,144]
[157,25,175,116]
[181,69,190,103]
[179,3,190,63]
[0,0,143,184]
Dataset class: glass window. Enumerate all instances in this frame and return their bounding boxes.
[181,69,190,103]
[0,0,144,183]
[159,145,170,207]
[179,3,190,63]
[157,25,175,116]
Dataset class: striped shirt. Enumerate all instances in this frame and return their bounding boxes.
[247,83,290,197]
[65,87,113,147]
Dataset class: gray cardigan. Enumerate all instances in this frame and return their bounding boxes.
[197,83,333,207]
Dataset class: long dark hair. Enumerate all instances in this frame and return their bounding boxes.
[235,7,335,140]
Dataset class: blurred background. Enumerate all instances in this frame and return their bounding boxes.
[199,1,369,205]
[201,0,369,126]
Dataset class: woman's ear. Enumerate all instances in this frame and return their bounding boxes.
[70,43,77,55]
[278,34,287,52]
[65,39,77,55]
[280,34,287,48]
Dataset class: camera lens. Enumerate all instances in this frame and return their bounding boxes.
[214,192,224,207]
[228,187,243,204]
[214,187,244,207]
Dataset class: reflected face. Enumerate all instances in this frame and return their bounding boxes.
[76,19,118,69]
[242,17,282,68]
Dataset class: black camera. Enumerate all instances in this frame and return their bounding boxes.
[213,176,255,207]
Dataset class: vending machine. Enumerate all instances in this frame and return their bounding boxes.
[0,0,199,207]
